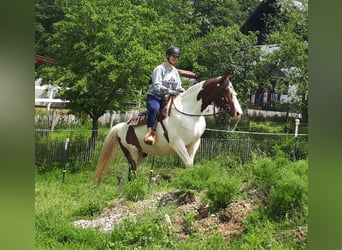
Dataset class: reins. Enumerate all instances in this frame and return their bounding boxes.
[172,97,226,117]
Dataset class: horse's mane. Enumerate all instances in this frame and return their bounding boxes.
[185,75,223,92]
[202,76,224,86]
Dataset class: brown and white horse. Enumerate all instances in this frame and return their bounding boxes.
[94,74,242,183]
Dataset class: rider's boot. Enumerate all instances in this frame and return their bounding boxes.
[144,128,156,145]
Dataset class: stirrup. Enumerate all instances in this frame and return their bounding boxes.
[144,130,156,145]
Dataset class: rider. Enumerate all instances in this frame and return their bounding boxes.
[144,46,185,145]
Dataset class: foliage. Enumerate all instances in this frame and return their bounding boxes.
[182,210,196,235]
[249,120,284,133]
[170,159,242,211]
[34,0,269,138]
[35,0,64,55]
[123,174,149,201]
[171,160,223,192]
[263,0,308,121]
[37,0,165,140]
[35,0,308,135]
[110,212,170,248]
[250,147,308,221]
[206,175,240,211]
[266,159,308,220]
[250,157,279,191]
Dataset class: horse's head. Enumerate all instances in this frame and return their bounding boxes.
[197,74,243,119]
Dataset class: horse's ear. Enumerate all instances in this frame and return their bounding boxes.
[227,74,234,81]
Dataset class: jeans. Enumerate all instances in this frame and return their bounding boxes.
[146,94,162,129]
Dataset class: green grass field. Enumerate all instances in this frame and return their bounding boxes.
[35,151,307,249]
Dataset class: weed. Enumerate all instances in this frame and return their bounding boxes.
[183,211,196,235]
[123,174,149,201]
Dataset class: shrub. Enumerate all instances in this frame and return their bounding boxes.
[72,201,102,218]
[171,163,221,192]
[251,147,292,191]
[266,160,308,220]
[206,176,240,211]
[251,158,279,191]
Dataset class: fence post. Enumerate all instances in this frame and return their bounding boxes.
[62,138,70,183]
[149,156,155,186]
[293,118,300,161]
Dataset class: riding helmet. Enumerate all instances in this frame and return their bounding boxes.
[166,46,181,57]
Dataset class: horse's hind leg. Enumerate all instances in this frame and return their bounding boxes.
[120,145,146,181]
[128,152,147,180]
[128,163,136,181]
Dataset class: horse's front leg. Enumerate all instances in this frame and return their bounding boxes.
[186,138,201,164]
[170,139,194,167]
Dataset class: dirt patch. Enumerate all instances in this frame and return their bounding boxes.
[73,190,257,240]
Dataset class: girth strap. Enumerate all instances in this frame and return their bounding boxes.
[160,120,169,143]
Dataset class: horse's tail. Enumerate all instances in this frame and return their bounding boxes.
[94,124,120,184]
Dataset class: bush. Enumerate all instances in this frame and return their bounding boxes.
[171,163,221,192]
[266,160,308,220]
[206,176,240,211]
[251,158,279,191]
[251,147,291,191]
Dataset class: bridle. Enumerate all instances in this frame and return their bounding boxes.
[172,97,240,131]
[172,97,228,117]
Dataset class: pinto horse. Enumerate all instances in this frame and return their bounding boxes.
[94,74,242,183]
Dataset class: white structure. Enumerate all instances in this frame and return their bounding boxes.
[35,78,69,110]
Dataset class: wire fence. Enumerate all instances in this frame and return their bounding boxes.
[35,128,308,172]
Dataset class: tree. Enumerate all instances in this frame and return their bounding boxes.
[236,0,262,23]
[35,0,64,55]
[180,25,261,109]
[263,0,308,122]
[191,0,241,35]
[38,0,175,142]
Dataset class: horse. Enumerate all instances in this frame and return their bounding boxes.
[94,74,243,184]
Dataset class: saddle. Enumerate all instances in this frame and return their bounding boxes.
[127,95,174,127]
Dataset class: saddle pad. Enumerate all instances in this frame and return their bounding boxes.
[127,111,148,126]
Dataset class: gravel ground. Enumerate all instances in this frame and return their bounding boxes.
[73,190,256,240]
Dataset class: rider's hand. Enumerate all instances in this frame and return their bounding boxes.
[170,90,179,96]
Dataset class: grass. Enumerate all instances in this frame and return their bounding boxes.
[35,167,117,249]
[35,153,308,249]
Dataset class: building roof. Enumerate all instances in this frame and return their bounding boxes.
[240,0,278,44]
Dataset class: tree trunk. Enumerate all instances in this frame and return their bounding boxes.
[91,117,99,141]
[87,117,100,160]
